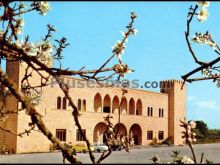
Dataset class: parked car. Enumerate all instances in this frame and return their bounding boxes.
[161,136,173,146]
[92,143,108,153]
[111,143,122,151]
[111,140,122,151]
[72,143,94,153]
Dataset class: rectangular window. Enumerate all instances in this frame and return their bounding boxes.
[147,107,153,116]
[78,99,81,111]
[159,108,164,117]
[158,131,164,140]
[76,129,86,141]
[56,129,66,141]
[147,107,151,116]
[147,131,153,140]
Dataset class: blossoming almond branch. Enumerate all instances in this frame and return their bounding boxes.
[182,1,220,88]
[0,1,138,164]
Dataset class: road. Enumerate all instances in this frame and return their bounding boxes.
[0,143,220,163]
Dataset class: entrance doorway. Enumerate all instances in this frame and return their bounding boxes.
[133,135,139,145]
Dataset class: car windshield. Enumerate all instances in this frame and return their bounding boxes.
[96,143,106,146]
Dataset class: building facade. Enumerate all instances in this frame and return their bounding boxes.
[0,61,186,153]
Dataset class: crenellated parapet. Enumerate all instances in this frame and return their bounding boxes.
[160,80,185,93]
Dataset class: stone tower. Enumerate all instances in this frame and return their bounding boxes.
[160,80,186,145]
[2,60,46,153]
[0,60,21,153]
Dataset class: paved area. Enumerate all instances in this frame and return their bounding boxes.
[0,143,220,163]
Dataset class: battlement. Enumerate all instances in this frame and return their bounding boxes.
[160,79,185,89]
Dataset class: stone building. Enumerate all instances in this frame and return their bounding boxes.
[0,61,186,153]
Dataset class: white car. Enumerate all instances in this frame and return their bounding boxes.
[92,143,108,153]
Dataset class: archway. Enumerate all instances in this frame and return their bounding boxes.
[94,93,102,112]
[136,99,142,115]
[129,98,135,115]
[93,122,107,143]
[112,96,120,114]
[103,94,111,113]
[114,123,127,140]
[120,97,127,114]
[129,124,142,145]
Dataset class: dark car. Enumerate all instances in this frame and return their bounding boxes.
[161,136,173,146]
[111,140,122,151]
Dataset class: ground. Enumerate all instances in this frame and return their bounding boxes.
[0,143,220,163]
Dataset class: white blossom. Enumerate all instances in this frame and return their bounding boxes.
[113,64,133,77]
[133,29,138,35]
[38,52,54,67]
[197,1,210,8]
[201,69,209,76]
[36,41,54,67]
[189,120,196,129]
[208,42,217,50]
[24,42,38,56]
[198,8,209,22]
[38,2,51,16]
[16,18,25,27]
[192,33,217,50]
[112,40,126,60]
[42,40,53,53]
[181,156,195,164]
[15,40,23,48]
[14,28,22,35]
[22,40,54,67]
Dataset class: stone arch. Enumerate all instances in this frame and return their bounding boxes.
[129,124,142,145]
[103,94,111,113]
[136,99,142,115]
[112,96,120,114]
[94,93,102,112]
[93,122,107,143]
[120,97,127,114]
[129,98,135,115]
[114,123,127,140]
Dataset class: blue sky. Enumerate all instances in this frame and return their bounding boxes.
[3,2,220,129]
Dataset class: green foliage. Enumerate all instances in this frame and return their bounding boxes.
[192,121,220,144]
[194,120,209,139]
[208,129,220,139]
